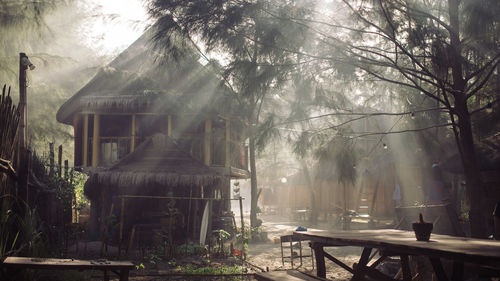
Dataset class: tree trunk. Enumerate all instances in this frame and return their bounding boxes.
[448,0,487,238]
[249,125,259,228]
[454,102,487,238]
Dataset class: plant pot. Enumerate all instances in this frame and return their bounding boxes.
[412,222,433,241]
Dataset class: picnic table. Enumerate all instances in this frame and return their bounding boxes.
[294,229,500,281]
[2,257,134,281]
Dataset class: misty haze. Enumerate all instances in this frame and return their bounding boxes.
[1,1,499,281]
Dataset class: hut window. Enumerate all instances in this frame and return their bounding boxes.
[99,115,132,165]
[212,119,225,166]
[100,139,130,165]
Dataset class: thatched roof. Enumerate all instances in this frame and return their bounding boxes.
[441,132,500,173]
[85,134,225,198]
[57,27,235,125]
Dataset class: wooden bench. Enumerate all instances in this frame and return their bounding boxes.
[2,256,134,281]
[255,270,326,281]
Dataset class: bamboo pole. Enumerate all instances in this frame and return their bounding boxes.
[92,114,100,167]
[186,186,193,255]
[167,115,172,137]
[239,196,245,260]
[83,114,88,166]
[204,119,211,165]
[131,114,136,152]
[225,119,230,167]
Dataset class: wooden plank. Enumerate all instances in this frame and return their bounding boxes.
[3,257,134,271]
[294,229,500,267]
[255,270,325,281]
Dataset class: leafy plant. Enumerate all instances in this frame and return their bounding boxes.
[177,242,207,256]
[177,264,246,275]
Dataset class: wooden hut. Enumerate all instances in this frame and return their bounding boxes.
[85,134,227,242]
[56,28,249,242]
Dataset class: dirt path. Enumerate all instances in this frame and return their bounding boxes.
[245,213,364,280]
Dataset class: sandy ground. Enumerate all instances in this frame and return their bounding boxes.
[245,213,367,281]
[70,212,394,280]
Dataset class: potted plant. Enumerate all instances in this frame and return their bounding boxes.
[412,213,433,241]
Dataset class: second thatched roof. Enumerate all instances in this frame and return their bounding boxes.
[84,134,225,199]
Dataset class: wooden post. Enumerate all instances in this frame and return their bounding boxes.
[83,114,89,166]
[64,160,68,179]
[119,197,125,256]
[92,114,100,167]
[239,196,245,260]
[204,119,211,165]
[187,187,192,235]
[18,53,28,150]
[58,144,63,177]
[17,53,31,205]
[167,115,172,137]
[225,119,230,167]
[73,115,81,166]
[49,143,55,177]
[207,194,213,257]
[130,114,136,152]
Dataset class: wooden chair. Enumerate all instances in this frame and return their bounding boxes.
[280,234,314,268]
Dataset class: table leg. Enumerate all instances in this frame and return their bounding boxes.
[429,258,449,281]
[119,269,130,281]
[451,261,464,281]
[104,270,109,281]
[312,242,326,278]
[400,254,412,281]
[351,247,372,281]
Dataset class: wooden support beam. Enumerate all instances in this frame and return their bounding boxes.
[119,197,125,256]
[130,114,136,152]
[312,243,326,278]
[323,251,354,273]
[167,115,172,137]
[225,119,230,167]
[204,119,211,166]
[73,115,81,167]
[429,258,449,281]
[92,114,100,167]
[83,114,89,166]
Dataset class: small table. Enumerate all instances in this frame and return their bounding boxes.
[2,257,134,281]
[294,229,500,281]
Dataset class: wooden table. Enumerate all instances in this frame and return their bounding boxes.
[294,229,500,281]
[2,257,134,281]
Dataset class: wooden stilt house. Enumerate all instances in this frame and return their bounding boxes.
[56,28,249,242]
